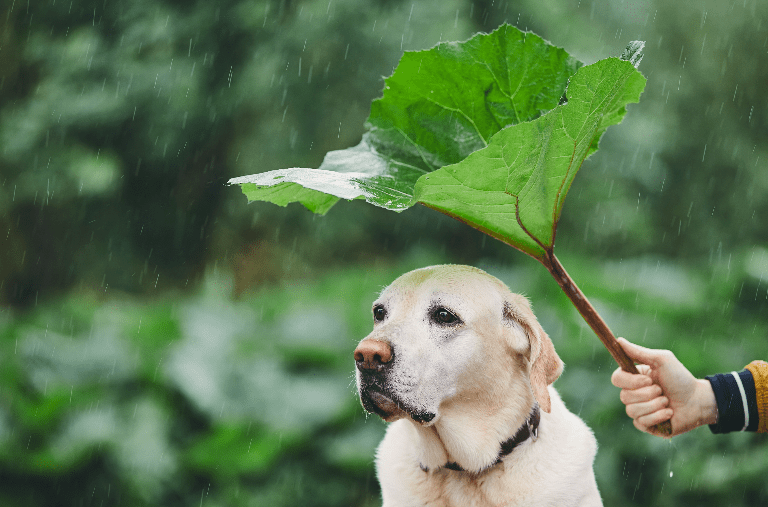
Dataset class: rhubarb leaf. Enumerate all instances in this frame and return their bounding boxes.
[229,25,581,214]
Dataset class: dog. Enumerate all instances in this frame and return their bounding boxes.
[354,265,601,506]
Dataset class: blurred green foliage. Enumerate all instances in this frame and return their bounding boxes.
[2,250,767,505]
[1,0,767,505]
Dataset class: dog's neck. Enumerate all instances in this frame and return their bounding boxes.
[443,403,540,472]
[414,403,541,474]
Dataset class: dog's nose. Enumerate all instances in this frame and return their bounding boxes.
[354,339,393,370]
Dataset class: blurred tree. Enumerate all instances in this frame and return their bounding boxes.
[0,0,478,307]
[1,0,239,305]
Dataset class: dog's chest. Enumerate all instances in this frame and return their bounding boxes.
[413,463,540,507]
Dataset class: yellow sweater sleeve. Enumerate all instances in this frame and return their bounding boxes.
[745,360,768,433]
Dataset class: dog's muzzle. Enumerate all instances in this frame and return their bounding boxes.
[354,339,436,423]
[354,338,395,417]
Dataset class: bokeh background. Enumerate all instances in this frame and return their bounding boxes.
[1,0,767,505]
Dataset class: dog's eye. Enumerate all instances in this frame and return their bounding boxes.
[373,305,387,322]
[433,307,459,325]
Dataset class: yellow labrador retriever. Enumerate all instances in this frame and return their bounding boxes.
[354,265,601,507]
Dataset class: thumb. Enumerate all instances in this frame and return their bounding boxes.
[617,337,667,368]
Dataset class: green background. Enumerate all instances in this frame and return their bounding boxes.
[1,0,766,505]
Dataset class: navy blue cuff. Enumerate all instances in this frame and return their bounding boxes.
[706,369,758,434]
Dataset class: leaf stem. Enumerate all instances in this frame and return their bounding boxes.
[541,250,673,436]
[542,251,634,371]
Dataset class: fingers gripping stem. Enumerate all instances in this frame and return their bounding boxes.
[542,252,673,437]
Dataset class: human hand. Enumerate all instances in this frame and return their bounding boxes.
[611,338,718,437]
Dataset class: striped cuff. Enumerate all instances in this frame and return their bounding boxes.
[706,369,759,433]
[745,360,768,433]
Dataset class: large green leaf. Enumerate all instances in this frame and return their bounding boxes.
[229,25,581,213]
[413,57,646,260]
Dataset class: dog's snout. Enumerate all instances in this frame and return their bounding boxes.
[354,339,393,370]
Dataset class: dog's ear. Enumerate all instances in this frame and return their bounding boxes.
[504,295,563,413]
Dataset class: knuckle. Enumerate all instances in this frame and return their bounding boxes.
[634,376,651,389]
[624,389,640,404]
[659,349,674,362]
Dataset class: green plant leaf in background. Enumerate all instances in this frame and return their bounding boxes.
[229,24,581,214]
[414,56,646,260]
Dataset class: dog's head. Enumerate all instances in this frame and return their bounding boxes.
[354,265,563,428]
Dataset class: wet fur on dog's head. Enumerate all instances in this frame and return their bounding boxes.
[354,265,563,472]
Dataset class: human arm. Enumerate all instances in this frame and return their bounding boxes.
[612,339,768,436]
